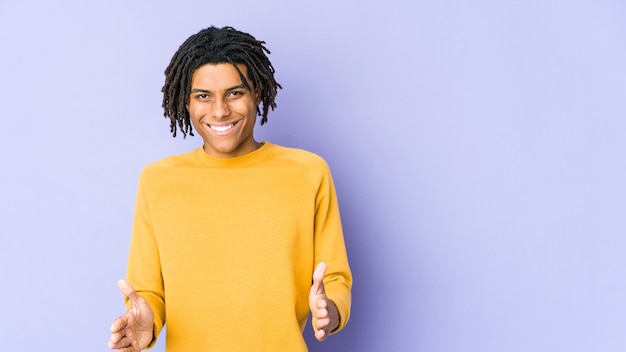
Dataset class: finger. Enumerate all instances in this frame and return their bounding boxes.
[316,298,328,310]
[315,316,330,328]
[107,335,124,349]
[316,307,328,319]
[110,315,128,332]
[109,328,124,344]
[108,333,123,348]
[315,327,328,341]
[118,279,141,302]
[108,335,131,350]
[311,262,327,295]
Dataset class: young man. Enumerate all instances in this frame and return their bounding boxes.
[107,26,352,351]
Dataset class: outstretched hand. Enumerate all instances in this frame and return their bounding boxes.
[108,279,154,351]
[309,262,339,341]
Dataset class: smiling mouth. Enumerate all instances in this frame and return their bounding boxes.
[208,122,236,133]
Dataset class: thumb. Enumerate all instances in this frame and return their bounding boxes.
[118,279,141,302]
[311,262,327,295]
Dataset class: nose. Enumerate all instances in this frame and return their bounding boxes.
[211,98,230,119]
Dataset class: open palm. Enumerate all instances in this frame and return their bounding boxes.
[108,280,154,352]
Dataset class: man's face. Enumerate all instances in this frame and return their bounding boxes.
[187,63,259,158]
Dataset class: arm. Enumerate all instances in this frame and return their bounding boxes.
[308,159,352,339]
[110,166,167,349]
[127,166,166,346]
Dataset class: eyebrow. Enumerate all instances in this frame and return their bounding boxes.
[190,84,248,94]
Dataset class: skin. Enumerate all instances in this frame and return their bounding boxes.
[309,262,341,340]
[107,280,154,351]
[108,263,339,350]
[108,64,339,350]
[187,63,262,158]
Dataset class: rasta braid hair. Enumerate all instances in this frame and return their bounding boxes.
[161,26,282,138]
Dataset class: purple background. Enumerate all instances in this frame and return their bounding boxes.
[1,0,625,351]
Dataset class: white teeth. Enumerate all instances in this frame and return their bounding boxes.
[210,123,234,132]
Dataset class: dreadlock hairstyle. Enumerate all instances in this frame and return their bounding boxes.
[161,26,282,138]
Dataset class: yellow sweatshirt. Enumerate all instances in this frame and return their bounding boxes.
[125,142,352,351]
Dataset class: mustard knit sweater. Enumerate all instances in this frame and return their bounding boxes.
[126,142,352,351]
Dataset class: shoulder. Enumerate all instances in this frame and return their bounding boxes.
[138,149,198,181]
[268,144,330,171]
[267,144,334,186]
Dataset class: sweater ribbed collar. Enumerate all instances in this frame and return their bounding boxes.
[193,142,274,168]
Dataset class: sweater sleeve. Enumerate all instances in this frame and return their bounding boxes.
[312,160,353,333]
[125,166,166,347]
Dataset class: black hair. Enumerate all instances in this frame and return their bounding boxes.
[161,26,282,137]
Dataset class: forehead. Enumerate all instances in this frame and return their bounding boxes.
[191,63,248,88]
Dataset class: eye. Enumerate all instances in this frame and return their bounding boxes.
[229,90,244,98]
[195,93,210,101]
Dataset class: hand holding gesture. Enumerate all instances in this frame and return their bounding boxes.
[309,262,339,341]
[108,279,154,351]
